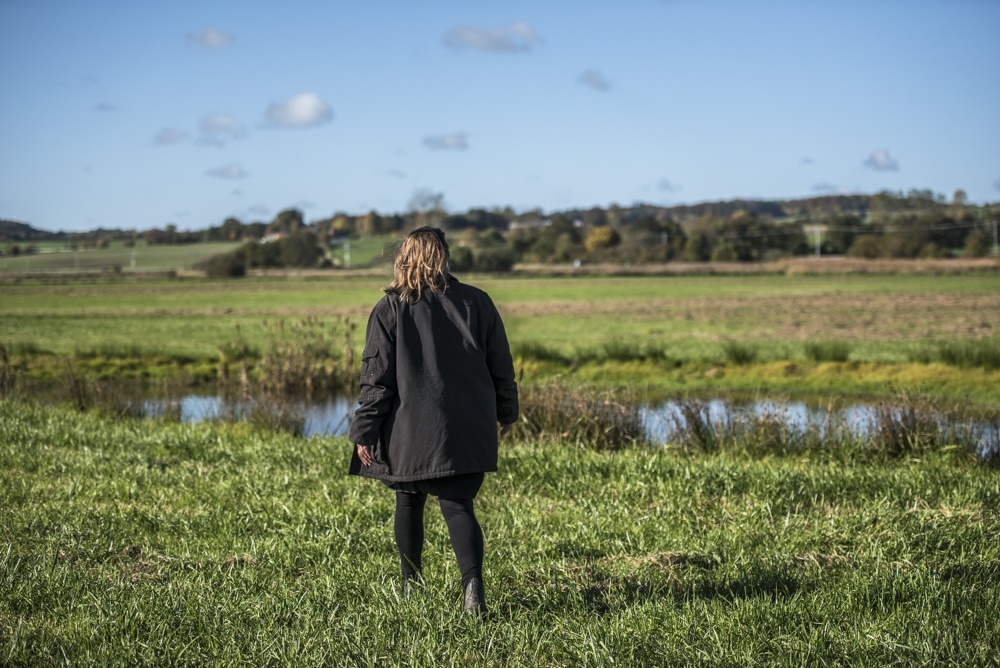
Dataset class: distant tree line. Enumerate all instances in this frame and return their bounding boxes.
[4,190,998,274]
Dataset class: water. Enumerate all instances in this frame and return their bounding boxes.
[145,393,997,458]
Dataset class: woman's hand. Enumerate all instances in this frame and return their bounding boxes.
[356,444,373,466]
[499,423,515,439]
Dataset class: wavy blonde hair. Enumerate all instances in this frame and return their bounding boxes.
[386,226,450,301]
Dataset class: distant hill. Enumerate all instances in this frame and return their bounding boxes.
[0,219,64,242]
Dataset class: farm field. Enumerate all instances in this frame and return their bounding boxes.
[1,401,997,665]
[2,271,999,403]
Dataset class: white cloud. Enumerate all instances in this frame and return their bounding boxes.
[812,182,838,193]
[423,133,468,150]
[658,179,680,193]
[154,127,190,145]
[206,163,248,179]
[265,92,333,128]
[199,113,245,145]
[578,69,611,91]
[187,28,234,49]
[444,22,543,52]
[863,149,899,171]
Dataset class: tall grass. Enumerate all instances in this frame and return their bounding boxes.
[255,316,356,395]
[935,336,1000,370]
[908,336,1000,370]
[665,394,997,465]
[2,399,998,666]
[722,341,758,365]
[804,340,852,362]
[513,383,647,450]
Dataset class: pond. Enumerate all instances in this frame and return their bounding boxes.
[139,392,998,458]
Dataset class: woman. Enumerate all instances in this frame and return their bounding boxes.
[348,226,518,615]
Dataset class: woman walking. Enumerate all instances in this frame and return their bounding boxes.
[348,226,518,615]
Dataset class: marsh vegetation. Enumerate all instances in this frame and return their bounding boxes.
[2,271,999,664]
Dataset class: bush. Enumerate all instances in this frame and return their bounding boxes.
[473,248,515,273]
[194,252,246,278]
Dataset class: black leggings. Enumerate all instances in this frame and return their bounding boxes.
[394,492,484,588]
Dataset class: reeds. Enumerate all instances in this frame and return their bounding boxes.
[804,340,852,363]
[722,341,758,365]
[665,393,997,464]
[255,316,356,396]
[512,383,648,450]
[908,336,1000,370]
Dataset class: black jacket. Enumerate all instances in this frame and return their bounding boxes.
[348,277,519,482]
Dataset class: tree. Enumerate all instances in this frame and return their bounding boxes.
[585,226,621,252]
[268,209,304,235]
[220,217,243,241]
[357,210,384,237]
[407,189,446,230]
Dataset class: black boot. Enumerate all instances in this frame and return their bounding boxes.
[463,577,487,616]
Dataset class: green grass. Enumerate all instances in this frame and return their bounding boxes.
[2,400,998,665]
[2,272,999,403]
[0,240,244,272]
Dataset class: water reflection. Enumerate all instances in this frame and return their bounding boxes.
[149,393,996,457]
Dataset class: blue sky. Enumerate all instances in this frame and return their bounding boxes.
[1,0,998,233]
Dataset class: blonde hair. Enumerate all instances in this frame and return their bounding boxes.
[386,227,450,302]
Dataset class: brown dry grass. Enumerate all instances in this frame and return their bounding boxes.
[514,257,999,277]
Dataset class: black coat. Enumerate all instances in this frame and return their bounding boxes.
[348,277,519,482]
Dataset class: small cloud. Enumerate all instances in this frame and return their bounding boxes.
[206,163,248,179]
[578,69,611,92]
[444,22,542,53]
[247,204,270,218]
[658,179,680,193]
[232,189,244,196]
[154,127,190,145]
[388,169,407,179]
[187,28,234,49]
[423,133,468,151]
[265,92,333,128]
[801,157,814,165]
[199,113,245,145]
[863,148,899,172]
[812,182,838,194]
[95,102,115,112]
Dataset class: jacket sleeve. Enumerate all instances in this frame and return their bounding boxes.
[485,301,519,424]
[348,299,397,446]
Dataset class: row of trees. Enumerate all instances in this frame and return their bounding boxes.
[5,190,997,272]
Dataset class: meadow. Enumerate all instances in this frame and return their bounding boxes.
[0,241,244,273]
[2,270,999,665]
[2,400,997,666]
[2,271,999,404]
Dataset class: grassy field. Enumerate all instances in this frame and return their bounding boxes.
[0,241,245,272]
[0,236,398,273]
[2,271,999,403]
[1,400,997,666]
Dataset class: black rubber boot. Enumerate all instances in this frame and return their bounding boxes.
[463,577,487,616]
